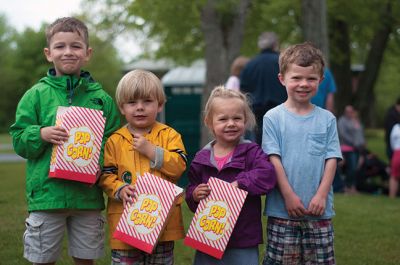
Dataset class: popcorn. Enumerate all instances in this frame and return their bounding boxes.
[114,172,184,253]
[184,177,247,259]
[49,106,105,184]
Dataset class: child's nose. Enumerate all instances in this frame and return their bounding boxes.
[227,119,235,126]
[63,47,74,56]
[136,102,144,109]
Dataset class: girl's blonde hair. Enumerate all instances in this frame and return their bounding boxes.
[204,86,256,131]
[230,56,250,77]
[115,69,166,108]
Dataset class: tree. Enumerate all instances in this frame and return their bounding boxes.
[0,15,19,132]
[301,0,329,60]
[354,0,396,126]
[82,0,400,129]
[84,0,252,145]
[327,0,400,126]
[199,0,251,144]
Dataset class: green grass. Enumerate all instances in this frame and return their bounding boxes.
[1,161,400,265]
[1,130,399,264]
[0,133,12,144]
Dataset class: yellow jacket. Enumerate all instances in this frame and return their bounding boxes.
[99,122,187,250]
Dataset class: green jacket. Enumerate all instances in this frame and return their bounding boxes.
[9,69,120,212]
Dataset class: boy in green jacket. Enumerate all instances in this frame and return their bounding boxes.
[9,17,120,265]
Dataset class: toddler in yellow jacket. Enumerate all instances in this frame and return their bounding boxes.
[99,69,188,264]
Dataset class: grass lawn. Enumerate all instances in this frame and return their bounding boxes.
[1,161,399,265]
[1,130,399,264]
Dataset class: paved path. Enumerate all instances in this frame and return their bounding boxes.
[0,153,25,162]
[0,144,25,162]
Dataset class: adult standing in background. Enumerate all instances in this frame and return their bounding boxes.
[384,97,400,161]
[240,31,287,145]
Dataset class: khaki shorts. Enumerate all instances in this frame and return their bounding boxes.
[23,210,105,263]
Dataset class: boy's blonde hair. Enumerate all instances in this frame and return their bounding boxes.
[204,86,256,131]
[115,69,166,108]
[46,17,89,47]
[279,42,325,77]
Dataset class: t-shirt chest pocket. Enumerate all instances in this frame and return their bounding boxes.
[307,133,327,156]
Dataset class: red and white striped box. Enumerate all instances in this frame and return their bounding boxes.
[184,177,248,259]
[113,172,184,254]
[49,106,105,184]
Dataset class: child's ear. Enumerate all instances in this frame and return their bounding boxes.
[319,75,325,85]
[157,103,164,113]
[278,73,285,86]
[84,47,93,63]
[44,48,53,62]
[119,105,126,115]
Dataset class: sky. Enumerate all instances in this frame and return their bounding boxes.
[0,0,140,61]
[0,0,82,31]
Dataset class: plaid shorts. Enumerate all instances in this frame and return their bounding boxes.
[111,241,174,265]
[263,217,335,265]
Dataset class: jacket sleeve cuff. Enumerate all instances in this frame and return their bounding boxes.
[150,146,164,169]
[114,183,129,201]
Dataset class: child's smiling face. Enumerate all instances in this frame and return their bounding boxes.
[210,97,246,146]
[279,64,322,106]
[44,31,92,76]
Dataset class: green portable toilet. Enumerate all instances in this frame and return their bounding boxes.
[161,61,205,188]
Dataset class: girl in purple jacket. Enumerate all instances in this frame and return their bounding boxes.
[185,86,277,265]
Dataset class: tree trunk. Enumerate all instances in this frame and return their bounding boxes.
[200,0,251,146]
[355,1,393,127]
[329,18,353,116]
[301,0,329,61]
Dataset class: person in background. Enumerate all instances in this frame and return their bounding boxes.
[311,68,337,113]
[240,31,287,145]
[186,86,276,265]
[384,97,400,161]
[100,69,188,264]
[356,148,389,194]
[389,122,400,198]
[225,56,250,91]
[9,17,120,265]
[338,105,365,194]
[262,42,342,264]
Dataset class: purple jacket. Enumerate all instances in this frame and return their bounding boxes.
[185,140,276,248]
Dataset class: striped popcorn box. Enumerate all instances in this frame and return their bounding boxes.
[49,106,105,184]
[113,172,184,254]
[184,177,248,259]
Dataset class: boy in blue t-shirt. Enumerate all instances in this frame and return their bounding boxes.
[262,42,342,264]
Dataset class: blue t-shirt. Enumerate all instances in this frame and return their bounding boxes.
[262,104,342,220]
[311,68,337,108]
